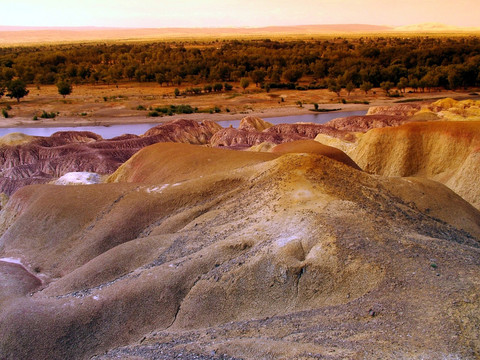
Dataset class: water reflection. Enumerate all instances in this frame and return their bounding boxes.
[0,110,366,139]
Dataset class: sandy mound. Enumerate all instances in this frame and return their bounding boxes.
[314,132,361,155]
[247,141,277,152]
[107,142,278,184]
[0,143,479,359]
[271,140,360,169]
[0,133,36,146]
[428,98,480,121]
[238,116,273,131]
[352,121,480,209]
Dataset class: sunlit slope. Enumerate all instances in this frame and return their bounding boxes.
[0,143,479,359]
[352,121,480,209]
[107,142,278,183]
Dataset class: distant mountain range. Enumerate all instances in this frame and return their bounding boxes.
[0,23,479,45]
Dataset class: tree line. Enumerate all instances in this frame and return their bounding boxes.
[1,36,480,95]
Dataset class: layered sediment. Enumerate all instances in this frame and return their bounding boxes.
[0,142,479,359]
[0,101,480,359]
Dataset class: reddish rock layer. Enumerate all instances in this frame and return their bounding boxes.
[366,104,421,117]
[0,119,223,195]
[324,114,411,132]
[210,123,353,148]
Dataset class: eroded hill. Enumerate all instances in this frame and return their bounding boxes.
[0,141,479,359]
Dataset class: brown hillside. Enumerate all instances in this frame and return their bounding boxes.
[352,121,480,209]
[0,143,479,359]
[271,140,360,170]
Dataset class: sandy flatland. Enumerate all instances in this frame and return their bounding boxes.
[0,82,477,128]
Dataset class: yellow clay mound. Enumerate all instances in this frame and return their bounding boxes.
[430,98,480,121]
[247,141,277,152]
[314,133,362,155]
[410,108,441,122]
[352,121,480,209]
[271,139,360,170]
[238,116,274,131]
[431,97,459,110]
[107,142,278,184]
[0,132,36,146]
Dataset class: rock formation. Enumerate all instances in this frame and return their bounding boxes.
[270,139,360,170]
[210,123,353,148]
[0,119,224,196]
[237,116,273,131]
[351,121,480,210]
[323,114,411,132]
[366,104,421,117]
[0,142,478,359]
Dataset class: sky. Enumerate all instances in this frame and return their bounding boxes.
[2,0,480,28]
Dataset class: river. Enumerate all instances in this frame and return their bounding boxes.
[0,110,366,139]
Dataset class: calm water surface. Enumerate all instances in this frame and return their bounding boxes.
[0,110,366,139]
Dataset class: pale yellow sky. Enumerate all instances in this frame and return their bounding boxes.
[1,0,480,28]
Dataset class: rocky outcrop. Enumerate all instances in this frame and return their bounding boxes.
[0,143,479,359]
[366,104,421,117]
[0,119,224,195]
[238,116,273,131]
[428,98,480,121]
[209,127,283,148]
[144,119,222,144]
[210,123,353,148]
[324,114,411,132]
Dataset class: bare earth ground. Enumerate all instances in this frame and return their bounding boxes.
[0,83,477,128]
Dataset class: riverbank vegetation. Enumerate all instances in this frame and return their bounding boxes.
[1,37,480,98]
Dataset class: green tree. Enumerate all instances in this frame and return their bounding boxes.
[397,77,409,94]
[56,80,72,98]
[240,77,250,91]
[360,81,373,94]
[156,73,166,86]
[346,82,355,96]
[250,70,266,87]
[447,68,462,90]
[6,79,29,103]
[380,81,394,95]
[328,79,342,96]
[283,68,303,83]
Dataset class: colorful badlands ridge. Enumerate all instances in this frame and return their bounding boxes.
[0,98,479,359]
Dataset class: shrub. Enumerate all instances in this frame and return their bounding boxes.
[40,111,56,118]
[2,109,9,118]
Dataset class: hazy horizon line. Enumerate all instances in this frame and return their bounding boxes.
[1,22,477,31]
